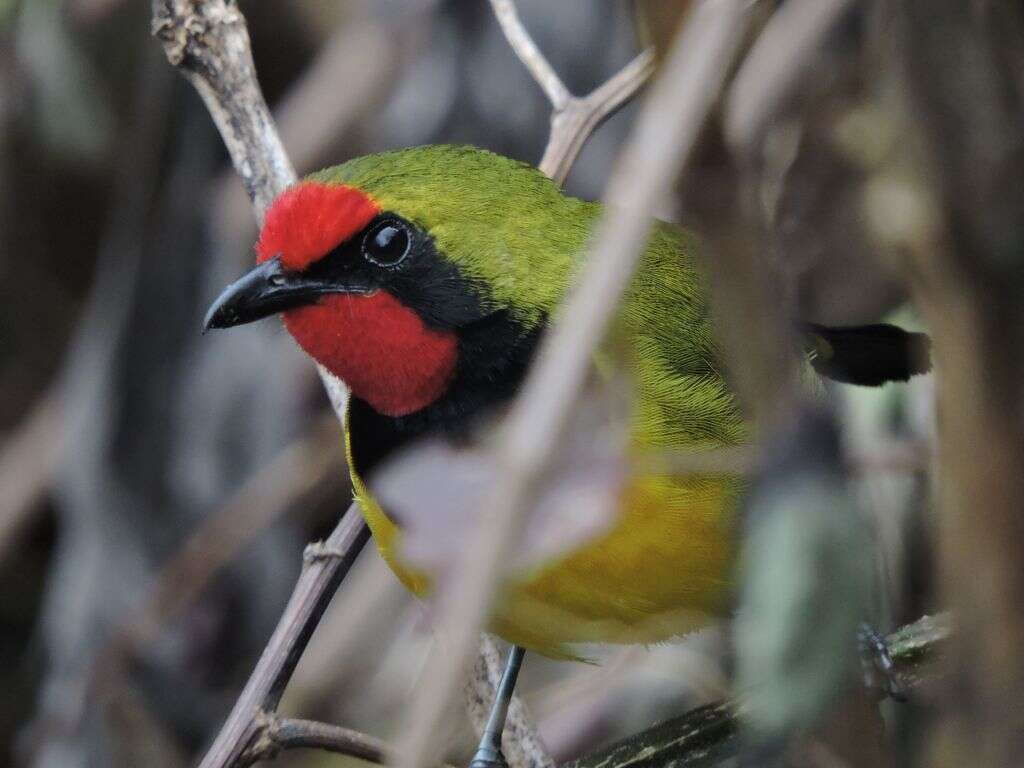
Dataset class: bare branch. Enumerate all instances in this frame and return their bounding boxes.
[237,711,460,768]
[539,49,656,185]
[238,711,390,768]
[395,5,752,768]
[151,0,294,216]
[197,504,370,768]
[151,0,351,414]
[488,0,571,110]
[490,0,654,185]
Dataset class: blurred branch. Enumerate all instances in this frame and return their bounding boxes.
[395,5,752,768]
[884,3,1024,764]
[110,413,344,656]
[564,613,950,768]
[489,0,655,185]
[0,390,61,562]
[724,0,855,154]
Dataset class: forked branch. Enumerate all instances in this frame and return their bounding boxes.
[488,0,655,184]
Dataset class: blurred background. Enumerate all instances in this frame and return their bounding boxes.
[0,1,960,766]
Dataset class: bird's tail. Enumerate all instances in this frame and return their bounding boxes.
[801,323,932,387]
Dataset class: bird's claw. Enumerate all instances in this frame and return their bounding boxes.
[858,622,907,702]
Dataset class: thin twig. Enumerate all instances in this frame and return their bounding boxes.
[395,5,753,768]
[539,49,656,185]
[489,0,655,185]
[150,0,350,414]
[488,0,571,110]
[237,711,460,768]
[238,711,390,768]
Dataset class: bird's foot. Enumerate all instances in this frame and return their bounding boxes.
[858,622,907,702]
[468,744,508,768]
[468,645,525,768]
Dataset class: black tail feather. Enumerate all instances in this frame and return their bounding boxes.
[801,323,932,387]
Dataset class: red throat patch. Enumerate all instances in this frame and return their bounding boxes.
[283,293,458,417]
[257,182,380,270]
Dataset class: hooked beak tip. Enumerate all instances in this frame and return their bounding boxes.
[201,302,227,334]
[201,255,285,336]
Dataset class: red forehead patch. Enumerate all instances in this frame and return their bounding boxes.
[256,182,380,270]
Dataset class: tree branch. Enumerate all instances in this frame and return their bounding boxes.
[235,710,461,768]
[150,0,350,413]
[539,49,655,186]
[488,0,571,110]
[151,0,292,216]
[197,504,370,768]
[564,613,951,768]
[488,0,655,185]
[238,711,391,768]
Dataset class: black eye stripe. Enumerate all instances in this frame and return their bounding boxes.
[363,219,411,267]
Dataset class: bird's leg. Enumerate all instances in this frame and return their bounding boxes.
[469,645,526,768]
[857,622,906,702]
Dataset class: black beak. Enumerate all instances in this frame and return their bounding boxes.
[203,256,370,332]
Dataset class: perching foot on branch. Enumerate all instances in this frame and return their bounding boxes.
[469,646,527,768]
[858,622,907,703]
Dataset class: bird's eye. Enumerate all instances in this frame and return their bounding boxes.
[362,220,411,267]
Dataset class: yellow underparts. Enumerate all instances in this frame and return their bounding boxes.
[345,414,738,659]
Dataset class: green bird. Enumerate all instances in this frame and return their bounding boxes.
[204,144,930,766]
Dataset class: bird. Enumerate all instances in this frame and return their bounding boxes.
[204,144,930,766]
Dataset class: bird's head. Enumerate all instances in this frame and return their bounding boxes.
[205,145,585,418]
